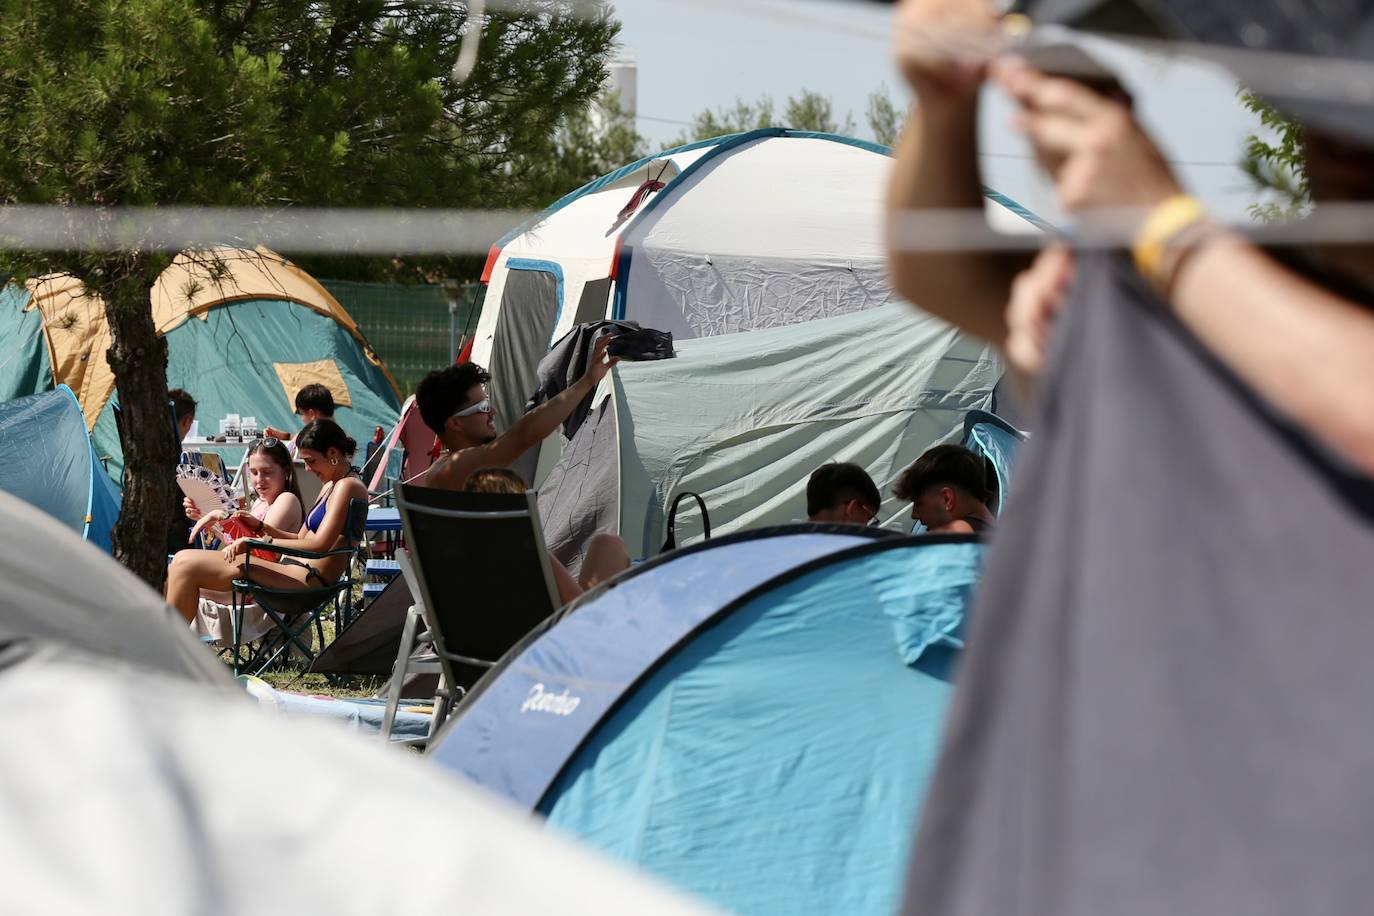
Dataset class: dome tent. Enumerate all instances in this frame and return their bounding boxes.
[428,527,985,916]
[473,128,1046,429]
[0,247,401,480]
[0,387,122,553]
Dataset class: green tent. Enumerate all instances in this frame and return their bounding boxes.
[0,248,401,481]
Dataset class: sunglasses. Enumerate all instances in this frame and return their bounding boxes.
[451,398,495,419]
[249,436,282,449]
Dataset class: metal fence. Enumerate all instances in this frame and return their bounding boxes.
[322,279,485,397]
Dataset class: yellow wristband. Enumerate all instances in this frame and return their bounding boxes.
[1132,195,1207,285]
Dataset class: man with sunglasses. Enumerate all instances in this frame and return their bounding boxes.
[416,335,619,491]
[806,463,883,526]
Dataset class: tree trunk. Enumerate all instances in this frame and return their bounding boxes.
[104,268,178,591]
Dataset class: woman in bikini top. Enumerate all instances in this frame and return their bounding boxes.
[166,419,369,622]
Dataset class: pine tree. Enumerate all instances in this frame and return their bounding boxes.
[0,0,620,587]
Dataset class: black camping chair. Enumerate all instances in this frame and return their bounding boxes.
[380,485,562,745]
[228,497,369,676]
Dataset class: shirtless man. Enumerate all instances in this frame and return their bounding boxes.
[413,336,631,591]
[892,444,995,535]
[415,335,618,490]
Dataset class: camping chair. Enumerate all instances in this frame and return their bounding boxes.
[228,497,369,676]
[379,485,562,746]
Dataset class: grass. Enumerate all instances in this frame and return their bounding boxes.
[235,614,389,699]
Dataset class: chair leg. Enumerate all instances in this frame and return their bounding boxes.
[381,606,421,744]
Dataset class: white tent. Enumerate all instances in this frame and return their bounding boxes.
[473,129,1044,429]
[0,490,718,915]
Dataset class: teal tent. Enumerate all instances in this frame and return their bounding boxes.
[0,386,121,552]
[0,249,402,481]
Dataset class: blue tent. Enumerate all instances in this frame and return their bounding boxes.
[428,526,985,916]
[0,386,121,552]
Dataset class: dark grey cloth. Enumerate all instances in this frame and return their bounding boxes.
[902,252,1374,915]
[1020,0,1374,145]
[531,320,641,438]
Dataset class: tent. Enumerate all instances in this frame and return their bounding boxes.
[427,525,985,916]
[0,247,402,480]
[472,128,1045,428]
[0,386,122,553]
[0,494,715,914]
[537,303,1002,570]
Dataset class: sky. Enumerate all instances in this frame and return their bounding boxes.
[611,0,1273,221]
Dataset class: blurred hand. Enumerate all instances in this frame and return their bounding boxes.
[1005,245,1075,377]
[183,496,202,521]
[263,426,290,440]
[894,0,1003,106]
[581,334,621,387]
[993,59,1182,212]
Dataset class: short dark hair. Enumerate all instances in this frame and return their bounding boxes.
[463,467,527,494]
[294,383,335,417]
[296,418,357,460]
[415,362,491,435]
[807,463,881,517]
[893,444,990,503]
[167,388,196,420]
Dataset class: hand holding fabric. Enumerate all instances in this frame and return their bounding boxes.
[993,59,1183,212]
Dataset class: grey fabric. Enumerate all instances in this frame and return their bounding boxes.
[0,490,231,686]
[1023,0,1374,145]
[902,252,1374,915]
[532,320,641,439]
[490,268,560,434]
[538,400,621,578]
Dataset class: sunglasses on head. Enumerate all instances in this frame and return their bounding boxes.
[249,436,282,449]
[451,398,495,418]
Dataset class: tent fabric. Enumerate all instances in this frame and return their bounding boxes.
[0,656,718,916]
[961,408,1026,513]
[0,248,401,481]
[541,537,984,916]
[272,359,353,409]
[0,286,51,402]
[0,489,229,685]
[538,303,1001,567]
[308,575,414,676]
[900,253,1374,915]
[0,387,121,552]
[428,526,897,808]
[473,130,1041,426]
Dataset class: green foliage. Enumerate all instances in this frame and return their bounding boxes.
[866,84,903,149]
[0,0,622,286]
[669,86,903,149]
[1238,88,1310,222]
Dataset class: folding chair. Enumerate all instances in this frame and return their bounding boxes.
[379,485,562,746]
[229,497,369,676]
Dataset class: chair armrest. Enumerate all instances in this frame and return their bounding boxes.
[241,540,356,561]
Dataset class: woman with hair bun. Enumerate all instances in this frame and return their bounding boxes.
[166,419,368,623]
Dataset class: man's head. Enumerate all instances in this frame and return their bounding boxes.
[168,388,196,441]
[415,362,497,448]
[806,462,881,525]
[893,444,990,530]
[294,383,336,423]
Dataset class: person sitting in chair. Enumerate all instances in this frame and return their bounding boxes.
[415,335,617,491]
[180,437,304,642]
[461,467,630,604]
[893,444,996,535]
[165,419,368,623]
[806,462,882,525]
